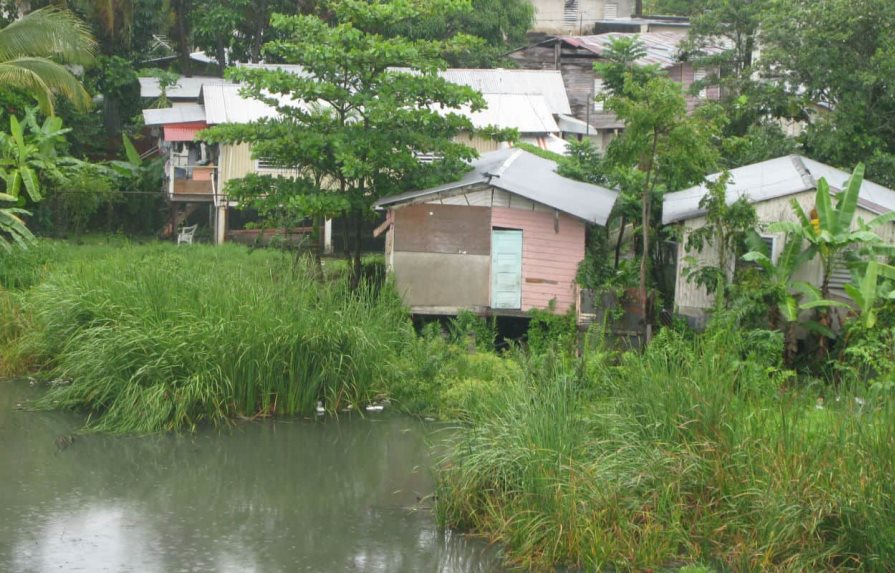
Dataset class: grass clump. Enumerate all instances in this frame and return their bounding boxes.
[17,242,412,432]
[435,323,895,571]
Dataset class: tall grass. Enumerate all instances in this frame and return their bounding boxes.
[435,324,895,571]
[17,243,413,432]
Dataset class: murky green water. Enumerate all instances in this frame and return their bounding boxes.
[0,380,503,572]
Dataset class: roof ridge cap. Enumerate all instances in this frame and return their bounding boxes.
[790,155,816,190]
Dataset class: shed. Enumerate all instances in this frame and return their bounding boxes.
[373,148,618,316]
[663,155,895,323]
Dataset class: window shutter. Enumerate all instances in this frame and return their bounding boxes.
[604,1,618,19]
[564,0,579,27]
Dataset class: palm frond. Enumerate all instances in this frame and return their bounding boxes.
[0,58,92,113]
[0,7,96,64]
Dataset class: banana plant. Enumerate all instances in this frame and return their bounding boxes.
[0,111,71,203]
[0,192,34,252]
[742,230,848,362]
[843,260,895,330]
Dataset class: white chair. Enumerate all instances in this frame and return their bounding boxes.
[177,224,198,245]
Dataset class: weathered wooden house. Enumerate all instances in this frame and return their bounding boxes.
[508,32,722,150]
[663,155,895,325]
[373,148,618,317]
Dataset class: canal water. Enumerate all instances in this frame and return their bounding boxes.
[0,380,503,572]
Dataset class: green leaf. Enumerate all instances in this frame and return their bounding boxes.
[122,134,141,166]
[837,163,863,232]
[19,165,40,201]
[815,177,834,234]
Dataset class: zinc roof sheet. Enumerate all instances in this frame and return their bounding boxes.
[142,104,206,126]
[662,155,895,224]
[139,76,234,100]
[374,148,618,225]
[462,93,559,133]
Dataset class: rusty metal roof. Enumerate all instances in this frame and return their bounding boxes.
[559,31,721,68]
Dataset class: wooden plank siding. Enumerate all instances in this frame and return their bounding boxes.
[394,204,491,255]
[491,207,585,313]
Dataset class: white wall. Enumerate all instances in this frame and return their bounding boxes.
[673,190,895,319]
[530,0,634,34]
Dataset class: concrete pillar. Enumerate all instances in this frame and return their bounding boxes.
[323,218,333,254]
[214,205,227,245]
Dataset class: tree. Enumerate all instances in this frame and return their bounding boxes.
[598,38,721,341]
[684,171,758,293]
[0,193,32,250]
[0,7,96,115]
[760,0,895,187]
[202,1,484,287]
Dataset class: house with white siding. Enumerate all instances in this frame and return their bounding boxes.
[530,0,636,34]
[663,155,895,325]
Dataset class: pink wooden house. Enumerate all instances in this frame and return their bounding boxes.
[373,149,618,317]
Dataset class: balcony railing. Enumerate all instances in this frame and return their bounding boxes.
[171,164,216,198]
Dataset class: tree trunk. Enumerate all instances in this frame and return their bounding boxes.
[350,213,363,290]
[614,214,626,268]
[639,131,660,345]
[173,0,192,75]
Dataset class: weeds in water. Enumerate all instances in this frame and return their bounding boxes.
[17,243,412,432]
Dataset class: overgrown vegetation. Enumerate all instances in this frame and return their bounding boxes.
[5,242,412,432]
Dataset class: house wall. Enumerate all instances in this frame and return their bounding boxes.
[388,188,587,315]
[673,190,895,319]
[531,0,634,34]
[491,207,585,313]
[391,204,492,310]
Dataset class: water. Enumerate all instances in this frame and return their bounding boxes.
[0,380,503,572]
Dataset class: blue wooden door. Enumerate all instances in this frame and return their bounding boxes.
[491,230,523,309]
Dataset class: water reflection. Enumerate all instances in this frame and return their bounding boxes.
[0,381,502,572]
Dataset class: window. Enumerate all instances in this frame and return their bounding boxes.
[738,234,776,273]
[593,78,605,111]
[564,0,579,26]
[693,67,708,98]
[604,1,618,19]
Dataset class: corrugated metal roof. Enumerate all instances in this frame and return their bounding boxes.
[142,104,206,126]
[202,85,286,124]
[662,155,895,224]
[238,64,572,115]
[374,148,618,225]
[438,69,571,115]
[163,122,208,141]
[461,93,559,133]
[139,76,234,100]
[560,31,722,68]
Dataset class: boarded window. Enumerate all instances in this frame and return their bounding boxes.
[593,78,605,111]
[255,159,298,171]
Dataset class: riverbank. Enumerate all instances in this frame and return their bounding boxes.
[3,240,893,571]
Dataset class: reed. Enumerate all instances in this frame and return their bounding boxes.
[19,243,412,432]
[436,326,895,571]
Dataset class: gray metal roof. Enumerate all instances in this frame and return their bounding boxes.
[374,148,618,225]
[142,104,206,126]
[139,76,234,100]
[662,155,895,224]
[463,93,559,133]
[201,85,283,124]
[241,64,572,116]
